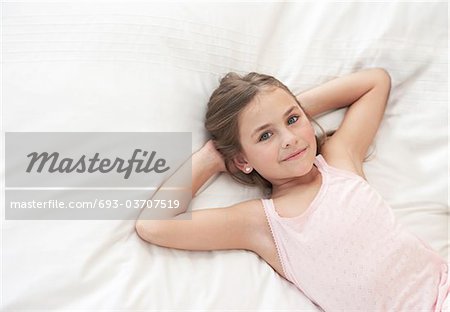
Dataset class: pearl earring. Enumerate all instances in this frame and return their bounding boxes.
[245,167,252,173]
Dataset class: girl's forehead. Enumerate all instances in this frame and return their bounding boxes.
[244,88,298,115]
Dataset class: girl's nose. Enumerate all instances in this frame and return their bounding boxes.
[281,128,297,149]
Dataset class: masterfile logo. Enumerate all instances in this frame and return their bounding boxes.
[25,149,170,179]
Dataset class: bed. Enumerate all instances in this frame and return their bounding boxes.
[2,2,448,311]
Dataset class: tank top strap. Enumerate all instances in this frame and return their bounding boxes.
[313,154,327,171]
[260,198,290,280]
[314,153,365,182]
[261,197,275,216]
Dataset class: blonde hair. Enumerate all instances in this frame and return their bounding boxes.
[205,72,331,194]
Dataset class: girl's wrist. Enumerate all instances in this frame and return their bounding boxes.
[191,148,222,196]
[192,149,217,175]
[194,142,225,174]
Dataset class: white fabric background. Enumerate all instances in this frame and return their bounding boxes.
[2,2,448,311]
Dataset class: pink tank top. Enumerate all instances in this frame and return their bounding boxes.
[261,154,449,311]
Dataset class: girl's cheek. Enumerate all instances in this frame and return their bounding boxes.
[302,124,315,136]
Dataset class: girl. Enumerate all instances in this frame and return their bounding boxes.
[136,68,449,311]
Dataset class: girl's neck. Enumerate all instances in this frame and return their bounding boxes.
[271,164,321,198]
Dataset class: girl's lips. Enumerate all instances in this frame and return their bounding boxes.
[283,147,307,161]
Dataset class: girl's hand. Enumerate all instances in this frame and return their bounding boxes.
[195,139,227,174]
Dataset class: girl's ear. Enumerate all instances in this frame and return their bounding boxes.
[232,153,253,174]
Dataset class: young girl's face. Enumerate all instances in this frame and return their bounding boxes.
[235,87,317,184]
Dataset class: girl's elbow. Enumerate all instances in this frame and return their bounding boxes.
[135,220,156,243]
[373,68,392,88]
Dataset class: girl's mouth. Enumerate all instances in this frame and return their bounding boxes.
[282,147,307,161]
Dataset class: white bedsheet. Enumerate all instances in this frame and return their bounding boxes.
[2,2,448,311]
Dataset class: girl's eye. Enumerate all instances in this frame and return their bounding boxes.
[288,115,299,125]
[259,132,272,141]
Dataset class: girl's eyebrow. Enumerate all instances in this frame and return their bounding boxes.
[251,106,298,138]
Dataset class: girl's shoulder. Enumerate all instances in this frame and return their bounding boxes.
[320,137,368,181]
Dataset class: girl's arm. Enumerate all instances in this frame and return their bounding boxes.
[135,140,262,252]
[297,68,390,118]
[297,68,391,165]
